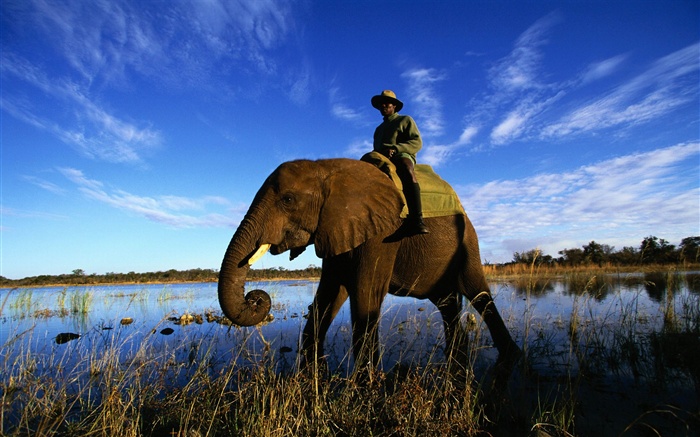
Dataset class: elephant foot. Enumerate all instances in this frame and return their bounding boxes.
[481,345,525,422]
[495,341,523,370]
[492,342,524,390]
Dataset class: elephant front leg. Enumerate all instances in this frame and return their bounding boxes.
[348,283,389,378]
[350,304,381,372]
[346,241,396,377]
[301,277,348,370]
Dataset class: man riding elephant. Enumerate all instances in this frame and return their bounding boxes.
[371,90,429,235]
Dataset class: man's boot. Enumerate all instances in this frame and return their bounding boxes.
[404,182,429,235]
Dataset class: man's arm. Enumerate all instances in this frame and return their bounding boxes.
[391,115,422,156]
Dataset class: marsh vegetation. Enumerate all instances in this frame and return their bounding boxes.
[1,270,698,436]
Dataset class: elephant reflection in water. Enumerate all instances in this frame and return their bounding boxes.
[218,158,520,373]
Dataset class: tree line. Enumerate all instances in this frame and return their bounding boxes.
[2,235,697,288]
[0,266,323,288]
[509,235,699,267]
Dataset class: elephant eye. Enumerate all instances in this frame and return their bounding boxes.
[280,193,296,208]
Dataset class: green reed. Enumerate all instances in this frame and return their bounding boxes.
[56,287,68,313]
[8,288,34,315]
[69,288,93,314]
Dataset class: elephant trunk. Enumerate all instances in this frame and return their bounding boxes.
[218,222,271,326]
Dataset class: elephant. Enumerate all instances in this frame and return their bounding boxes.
[218,157,520,372]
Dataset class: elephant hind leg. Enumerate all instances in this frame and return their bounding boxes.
[468,290,520,358]
[431,292,471,380]
[458,249,520,360]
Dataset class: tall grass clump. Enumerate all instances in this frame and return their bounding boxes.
[156,286,173,304]
[56,287,68,313]
[69,288,93,314]
[9,288,34,315]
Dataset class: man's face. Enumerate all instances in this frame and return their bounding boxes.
[379,101,396,117]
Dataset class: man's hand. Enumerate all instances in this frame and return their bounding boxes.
[383,147,396,159]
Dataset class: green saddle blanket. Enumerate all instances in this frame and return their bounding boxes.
[361,152,465,218]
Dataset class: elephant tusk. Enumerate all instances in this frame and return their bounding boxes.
[248,244,271,266]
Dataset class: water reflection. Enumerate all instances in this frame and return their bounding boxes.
[507,271,699,305]
[687,273,700,294]
[1,274,695,373]
[2,273,698,435]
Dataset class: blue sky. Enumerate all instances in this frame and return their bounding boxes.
[1,0,698,279]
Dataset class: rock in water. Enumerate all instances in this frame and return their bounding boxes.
[55,332,80,344]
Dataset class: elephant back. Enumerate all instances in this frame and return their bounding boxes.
[415,165,465,218]
[360,152,465,218]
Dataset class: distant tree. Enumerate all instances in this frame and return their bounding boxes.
[640,236,676,264]
[72,269,85,276]
[582,241,602,266]
[610,246,639,265]
[512,249,552,265]
[558,248,584,266]
[679,236,700,263]
[581,241,615,266]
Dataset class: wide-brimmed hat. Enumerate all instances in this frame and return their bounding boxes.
[371,90,403,112]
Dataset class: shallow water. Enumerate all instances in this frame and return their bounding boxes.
[2,273,697,374]
[1,272,698,434]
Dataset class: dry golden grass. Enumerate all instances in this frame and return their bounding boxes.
[483,261,700,279]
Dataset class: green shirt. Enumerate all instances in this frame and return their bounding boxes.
[373,113,422,158]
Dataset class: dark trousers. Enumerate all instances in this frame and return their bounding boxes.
[393,157,423,220]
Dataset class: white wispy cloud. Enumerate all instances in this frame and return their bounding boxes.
[420,145,453,167]
[457,142,700,262]
[414,12,564,159]
[455,13,698,151]
[329,87,365,123]
[0,206,69,223]
[2,0,304,164]
[490,91,565,145]
[402,68,446,137]
[489,12,560,92]
[344,139,373,159]
[580,54,627,84]
[421,126,480,167]
[58,168,244,228]
[18,0,296,87]
[288,66,312,105]
[1,54,162,164]
[476,13,565,147]
[542,43,700,138]
[22,176,67,195]
[458,126,480,145]
[490,111,528,145]
[332,104,364,122]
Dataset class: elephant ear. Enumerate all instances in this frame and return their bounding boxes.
[314,160,404,258]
